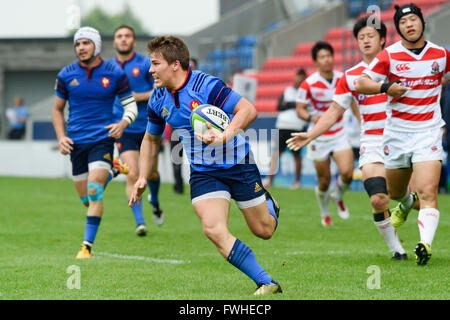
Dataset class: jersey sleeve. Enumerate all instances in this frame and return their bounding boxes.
[115,72,133,99]
[363,49,390,82]
[55,70,68,100]
[296,80,311,104]
[146,95,166,136]
[333,73,354,109]
[205,77,242,114]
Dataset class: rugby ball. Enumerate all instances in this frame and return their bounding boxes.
[190,104,230,134]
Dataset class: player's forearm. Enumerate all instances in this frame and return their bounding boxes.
[52,108,66,140]
[307,102,345,140]
[355,75,382,95]
[296,102,309,121]
[133,90,152,102]
[223,99,257,141]
[139,132,160,180]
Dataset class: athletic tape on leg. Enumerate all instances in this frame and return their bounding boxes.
[87,181,104,202]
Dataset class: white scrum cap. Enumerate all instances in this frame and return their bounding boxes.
[73,26,102,56]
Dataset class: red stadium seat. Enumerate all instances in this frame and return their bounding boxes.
[324,27,344,41]
[293,42,314,57]
[254,99,278,112]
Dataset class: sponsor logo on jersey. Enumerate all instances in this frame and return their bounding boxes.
[395,63,411,73]
[190,100,200,110]
[69,78,80,86]
[132,67,140,77]
[431,61,440,75]
[101,77,110,88]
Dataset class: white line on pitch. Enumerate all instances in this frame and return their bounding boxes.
[96,251,191,264]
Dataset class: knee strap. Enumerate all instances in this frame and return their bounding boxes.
[363,176,388,197]
[87,182,104,202]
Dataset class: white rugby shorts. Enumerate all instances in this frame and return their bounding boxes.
[383,127,444,169]
[306,135,352,162]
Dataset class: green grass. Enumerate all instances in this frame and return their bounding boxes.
[0,176,448,300]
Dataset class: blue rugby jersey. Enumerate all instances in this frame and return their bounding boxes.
[110,52,154,134]
[55,58,132,144]
[146,69,250,172]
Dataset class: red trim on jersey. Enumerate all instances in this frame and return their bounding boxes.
[323,126,343,136]
[390,47,445,61]
[346,66,366,76]
[371,50,390,76]
[391,109,434,121]
[362,111,386,122]
[392,95,438,106]
[115,52,136,68]
[310,81,329,89]
[364,129,384,135]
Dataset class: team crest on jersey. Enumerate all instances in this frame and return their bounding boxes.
[69,78,80,86]
[162,107,170,118]
[190,100,200,110]
[101,77,110,88]
[357,93,366,102]
[431,61,440,75]
[132,67,140,77]
[383,145,389,156]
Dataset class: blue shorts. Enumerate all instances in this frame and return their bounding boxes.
[70,137,114,180]
[117,131,145,154]
[190,152,266,209]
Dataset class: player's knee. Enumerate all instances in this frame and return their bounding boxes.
[87,181,104,202]
[148,171,159,181]
[370,193,389,212]
[416,185,437,202]
[317,175,331,188]
[202,224,223,244]
[341,171,353,184]
[127,170,139,184]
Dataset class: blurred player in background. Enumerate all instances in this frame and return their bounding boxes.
[6,96,28,140]
[111,25,163,236]
[52,26,137,258]
[263,68,307,189]
[356,3,450,265]
[295,41,354,226]
[287,17,408,260]
[129,36,282,295]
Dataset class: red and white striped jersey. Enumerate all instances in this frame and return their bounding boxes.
[363,41,450,132]
[334,61,388,145]
[297,70,344,141]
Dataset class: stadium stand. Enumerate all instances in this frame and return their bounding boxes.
[247,0,448,113]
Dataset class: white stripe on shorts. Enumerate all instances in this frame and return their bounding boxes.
[72,172,88,182]
[236,194,266,209]
[192,191,231,205]
[88,161,111,171]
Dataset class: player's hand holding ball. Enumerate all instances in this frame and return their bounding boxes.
[191,104,231,146]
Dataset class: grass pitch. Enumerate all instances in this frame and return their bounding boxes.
[0,176,448,300]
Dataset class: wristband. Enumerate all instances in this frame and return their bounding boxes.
[380,80,401,94]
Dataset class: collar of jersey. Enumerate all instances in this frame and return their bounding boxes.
[115,52,136,68]
[78,57,103,71]
[170,68,192,93]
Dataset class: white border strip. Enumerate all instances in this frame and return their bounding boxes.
[236,194,266,209]
[192,190,231,204]
[96,251,190,264]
